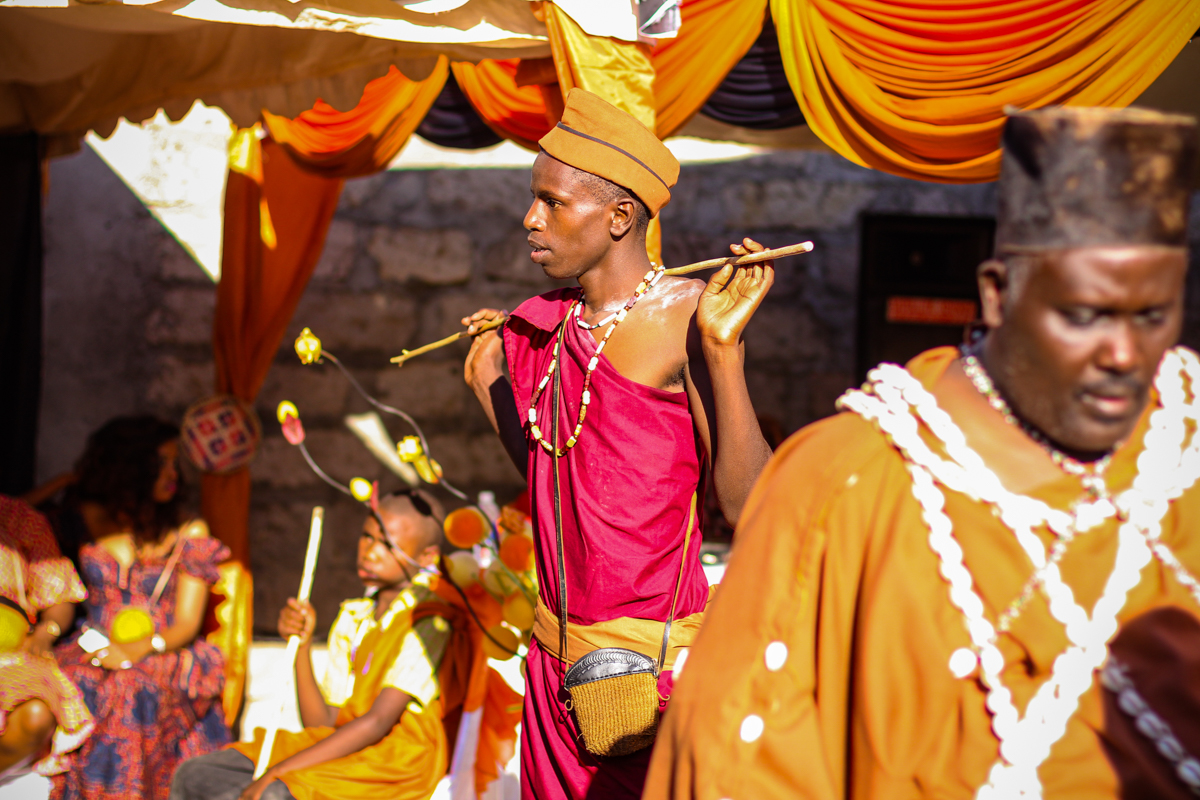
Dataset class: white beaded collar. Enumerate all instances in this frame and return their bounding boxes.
[837,347,1200,800]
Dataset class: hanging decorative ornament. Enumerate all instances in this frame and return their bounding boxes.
[444,551,480,587]
[396,436,442,484]
[180,395,262,474]
[444,506,491,549]
[349,477,374,503]
[502,592,535,630]
[0,604,29,651]
[277,401,306,446]
[294,328,323,365]
[499,532,535,573]
[482,623,520,661]
[110,607,156,644]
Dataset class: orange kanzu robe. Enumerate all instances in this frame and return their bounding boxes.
[645,348,1200,800]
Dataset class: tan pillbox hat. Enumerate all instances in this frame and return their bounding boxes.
[538,88,680,217]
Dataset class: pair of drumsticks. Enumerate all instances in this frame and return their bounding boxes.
[390,241,813,367]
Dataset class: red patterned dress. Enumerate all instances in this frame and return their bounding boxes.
[52,527,232,800]
[0,497,92,775]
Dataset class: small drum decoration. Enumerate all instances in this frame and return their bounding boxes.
[181,395,262,474]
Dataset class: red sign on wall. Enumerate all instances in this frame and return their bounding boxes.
[886,296,977,326]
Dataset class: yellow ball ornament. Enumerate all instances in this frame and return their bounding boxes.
[349,478,374,502]
[276,401,299,424]
[502,593,534,632]
[397,436,424,462]
[482,624,520,661]
[111,607,156,644]
[444,551,480,588]
[482,561,519,598]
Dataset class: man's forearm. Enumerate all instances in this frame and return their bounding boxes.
[488,378,529,479]
[704,344,771,524]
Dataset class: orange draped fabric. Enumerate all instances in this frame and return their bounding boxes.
[420,575,522,796]
[770,0,1200,183]
[452,59,556,151]
[652,0,768,138]
[201,131,343,565]
[263,59,450,179]
[455,1,768,145]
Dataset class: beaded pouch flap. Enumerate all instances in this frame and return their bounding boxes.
[564,648,660,757]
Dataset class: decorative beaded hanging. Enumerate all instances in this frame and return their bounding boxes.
[960,347,1113,499]
[527,265,666,457]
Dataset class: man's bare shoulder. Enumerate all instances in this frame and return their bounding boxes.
[640,275,704,327]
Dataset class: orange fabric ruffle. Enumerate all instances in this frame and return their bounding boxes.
[264,60,449,179]
[770,0,1200,182]
[452,59,556,151]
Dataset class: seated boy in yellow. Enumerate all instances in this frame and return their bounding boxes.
[170,491,454,800]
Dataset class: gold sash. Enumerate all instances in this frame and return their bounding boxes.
[532,585,715,670]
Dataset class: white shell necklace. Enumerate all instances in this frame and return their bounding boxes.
[837,347,1200,799]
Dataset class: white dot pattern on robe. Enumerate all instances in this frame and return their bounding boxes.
[764,641,788,671]
[948,647,977,678]
[673,649,689,679]
[739,714,764,743]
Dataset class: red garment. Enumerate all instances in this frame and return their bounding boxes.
[503,288,708,799]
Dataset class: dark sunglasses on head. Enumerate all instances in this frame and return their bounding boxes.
[385,489,437,520]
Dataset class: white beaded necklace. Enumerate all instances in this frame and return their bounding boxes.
[836,347,1200,799]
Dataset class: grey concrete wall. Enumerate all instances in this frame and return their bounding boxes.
[39,144,1200,632]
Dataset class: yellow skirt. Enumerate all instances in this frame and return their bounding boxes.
[233,697,447,800]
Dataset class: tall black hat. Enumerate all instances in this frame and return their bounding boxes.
[996,106,1198,253]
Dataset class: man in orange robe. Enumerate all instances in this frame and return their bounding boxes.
[645,106,1200,799]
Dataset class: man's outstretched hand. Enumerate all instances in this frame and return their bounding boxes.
[696,238,775,350]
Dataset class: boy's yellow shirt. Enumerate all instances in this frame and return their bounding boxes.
[235,574,453,800]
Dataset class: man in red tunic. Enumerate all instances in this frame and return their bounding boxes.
[462,88,775,798]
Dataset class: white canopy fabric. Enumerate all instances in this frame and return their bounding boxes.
[0,0,548,153]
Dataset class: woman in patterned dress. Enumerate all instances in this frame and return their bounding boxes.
[52,416,232,800]
[0,496,92,779]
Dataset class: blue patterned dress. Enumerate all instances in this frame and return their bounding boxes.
[52,531,231,800]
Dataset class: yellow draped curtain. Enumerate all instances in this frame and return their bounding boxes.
[771,0,1200,182]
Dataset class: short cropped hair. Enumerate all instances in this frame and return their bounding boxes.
[574,169,650,235]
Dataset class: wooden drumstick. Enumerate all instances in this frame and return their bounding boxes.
[254,507,324,780]
[388,241,813,367]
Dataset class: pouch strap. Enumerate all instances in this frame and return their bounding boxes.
[551,305,572,675]
[656,495,695,675]
[549,301,696,680]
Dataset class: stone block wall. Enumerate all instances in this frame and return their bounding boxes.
[38,145,1200,632]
